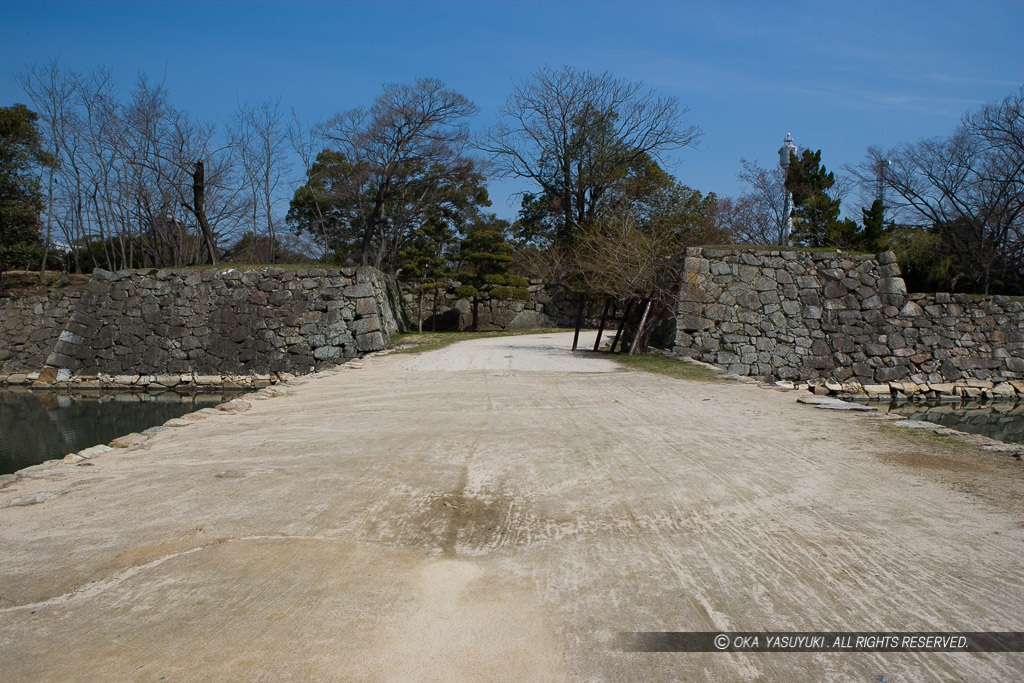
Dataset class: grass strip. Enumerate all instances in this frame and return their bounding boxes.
[607,352,721,382]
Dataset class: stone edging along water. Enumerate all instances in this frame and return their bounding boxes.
[791,391,1024,461]
[776,377,1024,402]
[0,350,393,494]
[680,353,1024,460]
[0,369,293,389]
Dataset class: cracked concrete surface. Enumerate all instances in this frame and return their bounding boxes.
[0,332,1022,681]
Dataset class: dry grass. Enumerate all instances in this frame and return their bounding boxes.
[607,352,721,381]
[0,270,91,297]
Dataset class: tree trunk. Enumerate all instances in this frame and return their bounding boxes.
[628,299,653,356]
[264,175,275,263]
[431,287,440,332]
[39,164,55,284]
[417,285,424,333]
[362,191,387,267]
[192,160,218,265]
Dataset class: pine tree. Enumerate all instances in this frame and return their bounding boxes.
[455,216,529,330]
[785,149,857,248]
[859,199,888,253]
[398,218,455,332]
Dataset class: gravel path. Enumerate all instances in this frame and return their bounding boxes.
[0,332,1022,680]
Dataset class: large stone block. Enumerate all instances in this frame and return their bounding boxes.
[356,331,386,351]
[351,316,381,335]
[344,283,375,299]
[354,297,377,317]
[313,346,342,361]
[683,256,710,274]
[509,309,552,329]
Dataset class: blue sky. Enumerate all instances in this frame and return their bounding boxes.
[2,0,1022,220]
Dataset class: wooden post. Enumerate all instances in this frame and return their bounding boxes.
[593,297,611,352]
[628,298,653,356]
[571,293,585,351]
[609,299,634,354]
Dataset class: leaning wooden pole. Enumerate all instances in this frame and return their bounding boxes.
[609,299,634,354]
[628,298,653,356]
[571,293,585,351]
[593,297,611,352]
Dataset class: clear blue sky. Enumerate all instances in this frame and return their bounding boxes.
[2,0,1022,220]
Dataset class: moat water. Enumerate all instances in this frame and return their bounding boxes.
[0,388,238,475]
[870,399,1024,444]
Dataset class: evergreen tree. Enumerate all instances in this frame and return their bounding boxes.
[455,215,529,330]
[287,150,489,273]
[785,149,858,248]
[398,218,455,332]
[0,104,50,285]
[859,198,889,252]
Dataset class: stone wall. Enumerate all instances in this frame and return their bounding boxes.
[400,281,608,331]
[0,291,82,372]
[670,247,1024,386]
[40,266,403,377]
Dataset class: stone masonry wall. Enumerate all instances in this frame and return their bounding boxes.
[41,266,403,377]
[670,247,1024,386]
[0,291,83,372]
[401,281,607,331]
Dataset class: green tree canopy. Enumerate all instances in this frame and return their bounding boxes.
[287,150,489,273]
[517,152,723,249]
[1,104,51,282]
[398,217,457,332]
[785,149,859,248]
[859,198,890,253]
[286,150,369,263]
[305,78,480,270]
[455,215,529,330]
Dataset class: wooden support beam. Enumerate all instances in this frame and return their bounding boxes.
[628,298,653,356]
[609,299,634,354]
[571,293,585,351]
[593,297,612,352]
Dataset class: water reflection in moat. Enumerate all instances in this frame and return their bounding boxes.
[872,399,1024,444]
[0,388,240,475]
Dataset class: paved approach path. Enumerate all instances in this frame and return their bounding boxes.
[1,332,1022,681]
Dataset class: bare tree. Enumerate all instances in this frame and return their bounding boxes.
[318,78,479,268]
[232,98,290,262]
[571,210,685,353]
[730,159,789,245]
[287,112,331,259]
[117,76,223,264]
[478,65,700,242]
[852,87,1024,293]
[16,63,257,271]
[15,61,76,280]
